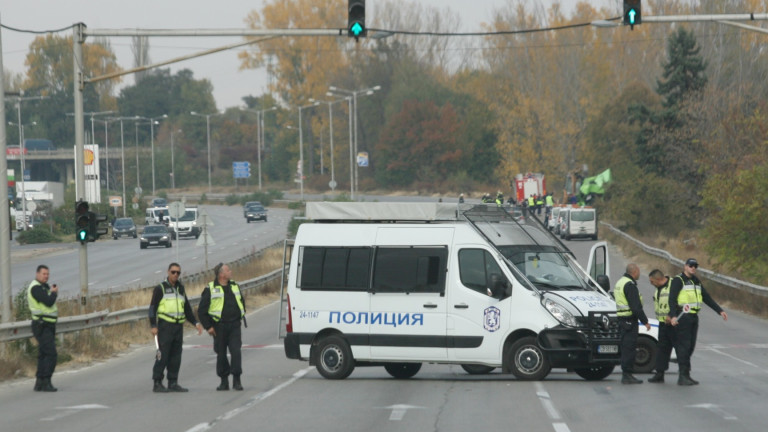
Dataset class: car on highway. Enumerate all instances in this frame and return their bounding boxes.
[243,201,262,218]
[139,225,172,249]
[112,217,137,239]
[151,197,167,207]
[245,203,268,223]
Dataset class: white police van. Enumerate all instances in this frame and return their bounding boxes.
[280,203,655,380]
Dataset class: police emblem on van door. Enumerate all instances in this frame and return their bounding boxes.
[483,306,501,332]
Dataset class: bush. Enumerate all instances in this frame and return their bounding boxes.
[287,213,307,238]
[16,227,61,245]
[225,194,241,206]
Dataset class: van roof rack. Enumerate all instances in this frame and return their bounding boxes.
[306,202,460,222]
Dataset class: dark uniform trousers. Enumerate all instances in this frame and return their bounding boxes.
[31,320,57,378]
[674,314,699,371]
[654,322,677,372]
[213,320,242,378]
[153,320,184,382]
[619,317,638,372]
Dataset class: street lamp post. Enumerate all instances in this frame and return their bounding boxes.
[318,96,350,192]
[190,111,221,194]
[149,114,168,195]
[133,117,141,190]
[241,106,277,191]
[170,129,182,189]
[328,85,381,199]
[296,101,320,201]
[93,118,116,192]
[8,120,36,230]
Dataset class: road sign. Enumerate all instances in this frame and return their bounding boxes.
[134,187,142,195]
[233,161,251,179]
[357,152,369,167]
[109,196,122,207]
[196,232,215,246]
[132,203,139,210]
[26,201,37,212]
[329,179,337,190]
[168,201,185,219]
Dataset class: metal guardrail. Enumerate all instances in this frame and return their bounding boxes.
[0,269,281,343]
[601,222,768,298]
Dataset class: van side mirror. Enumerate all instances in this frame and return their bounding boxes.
[596,274,610,293]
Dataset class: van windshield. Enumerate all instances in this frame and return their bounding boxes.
[171,210,196,222]
[498,246,590,291]
[570,210,595,222]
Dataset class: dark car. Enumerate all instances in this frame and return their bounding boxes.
[243,201,262,218]
[113,217,137,239]
[151,197,168,207]
[245,204,267,223]
[140,225,172,249]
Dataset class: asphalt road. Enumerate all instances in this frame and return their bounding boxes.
[8,205,295,299]
[2,202,766,432]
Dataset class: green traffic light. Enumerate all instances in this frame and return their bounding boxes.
[628,8,637,25]
[77,229,88,242]
[350,22,363,37]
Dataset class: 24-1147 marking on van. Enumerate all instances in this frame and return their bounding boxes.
[298,311,320,319]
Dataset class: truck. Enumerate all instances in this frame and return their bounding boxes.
[279,202,659,381]
[514,173,546,203]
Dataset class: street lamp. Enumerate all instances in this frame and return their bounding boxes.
[147,114,168,195]
[328,85,381,199]
[316,96,349,192]
[190,111,222,194]
[170,129,182,189]
[295,101,320,201]
[8,120,37,230]
[241,106,277,191]
[93,118,117,192]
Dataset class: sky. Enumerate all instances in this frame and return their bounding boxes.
[1,0,585,109]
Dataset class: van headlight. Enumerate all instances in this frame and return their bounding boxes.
[542,297,579,327]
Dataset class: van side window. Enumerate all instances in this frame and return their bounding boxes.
[459,249,508,296]
[372,247,447,294]
[298,247,371,291]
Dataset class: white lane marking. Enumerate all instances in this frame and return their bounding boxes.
[553,423,571,432]
[41,404,109,422]
[535,382,561,420]
[707,347,761,369]
[687,403,738,420]
[184,367,311,432]
[381,404,425,421]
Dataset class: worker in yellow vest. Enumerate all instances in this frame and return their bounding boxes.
[669,258,727,385]
[27,264,59,392]
[149,262,202,393]
[647,269,676,383]
[614,263,651,384]
[199,263,246,391]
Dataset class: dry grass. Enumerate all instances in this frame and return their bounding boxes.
[0,246,285,383]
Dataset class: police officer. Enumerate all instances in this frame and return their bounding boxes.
[647,269,676,383]
[495,191,504,207]
[536,195,544,215]
[198,263,245,391]
[614,263,651,384]
[149,262,202,393]
[545,193,554,217]
[669,258,727,386]
[28,264,59,392]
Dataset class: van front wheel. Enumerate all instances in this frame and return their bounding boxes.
[384,363,422,379]
[313,335,355,380]
[504,336,551,380]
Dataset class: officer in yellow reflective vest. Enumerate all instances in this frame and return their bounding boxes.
[614,263,651,384]
[669,258,728,386]
[149,263,202,393]
[647,269,676,383]
[198,263,246,391]
[27,264,59,392]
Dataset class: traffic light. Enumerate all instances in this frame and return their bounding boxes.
[623,0,641,29]
[75,200,90,243]
[89,212,109,241]
[348,0,366,40]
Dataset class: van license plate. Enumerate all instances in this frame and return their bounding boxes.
[597,345,618,354]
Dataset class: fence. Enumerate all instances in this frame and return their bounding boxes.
[601,222,768,298]
[0,269,281,343]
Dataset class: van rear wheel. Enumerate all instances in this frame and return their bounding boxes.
[313,335,355,380]
[384,363,422,379]
[574,365,615,381]
[504,336,551,380]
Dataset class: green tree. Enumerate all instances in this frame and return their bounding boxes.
[656,27,708,112]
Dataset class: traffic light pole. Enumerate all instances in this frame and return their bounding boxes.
[73,24,89,314]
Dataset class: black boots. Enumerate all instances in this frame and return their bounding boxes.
[34,378,57,392]
[678,368,699,386]
[217,377,229,391]
[648,372,665,383]
[167,381,189,392]
[232,375,243,391]
[153,380,168,393]
[621,372,643,384]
